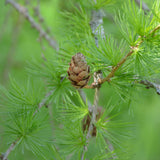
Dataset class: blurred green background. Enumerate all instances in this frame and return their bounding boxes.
[0,0,160,160]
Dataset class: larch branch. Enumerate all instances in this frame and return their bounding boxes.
[2,89,54,159]
[100,24,160,85]
[85,24,160,89]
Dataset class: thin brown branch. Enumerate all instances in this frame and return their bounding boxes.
[1,137,20,160]
[5,0,58,50]
[100,23,160,84]
[99,39,143,84]
[85,24,160,89]
[84,49,134,89]
[150,24,160,35]
[100,50,134,84]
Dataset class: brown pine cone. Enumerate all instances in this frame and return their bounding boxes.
[67,53,90,88]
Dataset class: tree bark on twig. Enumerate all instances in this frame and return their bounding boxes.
[1,138,20,160]
[5,0,58,50]
[139,80,160,95]
[33,90,54,116]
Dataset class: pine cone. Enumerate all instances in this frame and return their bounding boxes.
[67,53,90,88]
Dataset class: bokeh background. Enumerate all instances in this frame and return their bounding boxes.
[0,0,160,160]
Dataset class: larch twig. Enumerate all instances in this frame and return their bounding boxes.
[2,137,20,160]
[5,0,58,50]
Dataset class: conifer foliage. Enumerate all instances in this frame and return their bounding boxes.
[0,0,160,160]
